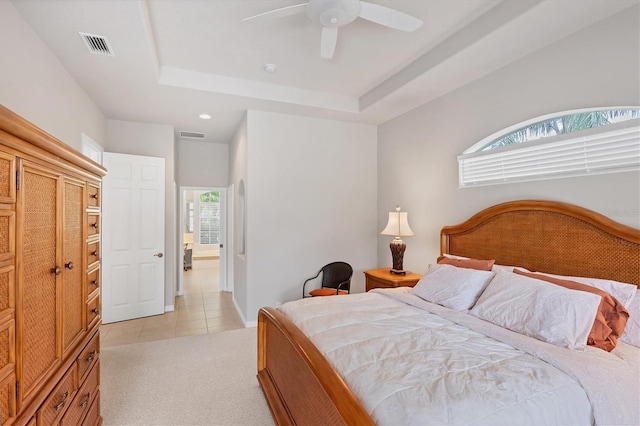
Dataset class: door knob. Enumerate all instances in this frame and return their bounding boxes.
[220,244,224,248]
[154,253,164,258]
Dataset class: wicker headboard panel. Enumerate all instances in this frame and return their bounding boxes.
[441,200,640,287]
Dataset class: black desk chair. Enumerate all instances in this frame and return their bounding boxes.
[302,262,353,298]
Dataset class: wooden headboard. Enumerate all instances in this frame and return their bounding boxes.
[441,200,640,287]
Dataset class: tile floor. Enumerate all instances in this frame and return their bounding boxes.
[100,259,244,347]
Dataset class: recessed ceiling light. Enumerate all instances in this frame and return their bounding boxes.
[199,114,211,120]
[263,63,277,73]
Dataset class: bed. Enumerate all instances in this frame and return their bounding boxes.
[256,200,640,425]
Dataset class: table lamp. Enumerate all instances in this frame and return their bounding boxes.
[381,206,414,275]
[183,233,194,251]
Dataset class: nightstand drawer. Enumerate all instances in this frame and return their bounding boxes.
[364,268,422,292]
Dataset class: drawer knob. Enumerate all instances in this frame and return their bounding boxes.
[91,279,99,286]
[92,307,100,315]
[51,266,62,276]
[92,193,99,199]
[91,222,98,229]
[65,262,74,270]
[92,250,99,257]
[86,350,97,362]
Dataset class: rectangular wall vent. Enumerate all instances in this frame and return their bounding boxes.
[179,131,206,139]
[79,32,114,56]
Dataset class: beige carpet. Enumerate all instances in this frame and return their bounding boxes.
[100,327,274,425]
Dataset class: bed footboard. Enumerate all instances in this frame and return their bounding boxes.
[257,307,374,426]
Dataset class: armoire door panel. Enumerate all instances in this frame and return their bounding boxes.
[17,163,61,405]
[62,178,85,354]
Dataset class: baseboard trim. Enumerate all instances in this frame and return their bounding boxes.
[245,320,257,328]
[165,305,175,312]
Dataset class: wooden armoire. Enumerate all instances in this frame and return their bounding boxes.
[0,105,106,425]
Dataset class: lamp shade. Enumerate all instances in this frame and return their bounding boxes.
[381,210,414,237]
[183,233,194,244]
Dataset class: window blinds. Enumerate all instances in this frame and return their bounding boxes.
[458,120,640,187]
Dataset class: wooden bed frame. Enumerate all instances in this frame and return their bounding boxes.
[257,200,640,425]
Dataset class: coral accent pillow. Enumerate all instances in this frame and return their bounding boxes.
[309,288,348,296]
[437,256,495,271]
[514,269,629,352]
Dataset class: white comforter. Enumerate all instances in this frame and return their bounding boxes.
[279,288,640,425]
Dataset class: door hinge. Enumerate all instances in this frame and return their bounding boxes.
[15,381,19,401]
[15,171,20,191]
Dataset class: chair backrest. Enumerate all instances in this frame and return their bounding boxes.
[320,262,353,291]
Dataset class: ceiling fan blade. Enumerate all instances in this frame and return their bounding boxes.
[321,26,338,59]
[358,1,423,32]
[242,2,308,22]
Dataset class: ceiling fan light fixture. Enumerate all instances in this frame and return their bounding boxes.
[307,0,360,27]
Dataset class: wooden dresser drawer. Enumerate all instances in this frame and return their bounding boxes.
[0,152,16,204]
[86,267,100,300]
[87,184,100,210]
[77,333,99,383]
[87,213,100,238]
[61,362,99,426]
[0,211,15,263]
[37,365,77,426]
[0,373,16,426]
[82,390,100,426]
[0,320,14,378]
[86,241,100,269]
[86,295,100,330]
[0,266,14,324]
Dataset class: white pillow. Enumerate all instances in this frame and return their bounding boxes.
[621,290,640,347]
[470,270,601,350]
[412,264,495,311]
[537,273,636,309]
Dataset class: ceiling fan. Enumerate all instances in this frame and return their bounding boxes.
[242,0,423,59]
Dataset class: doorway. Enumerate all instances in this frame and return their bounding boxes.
[178,187,228,296]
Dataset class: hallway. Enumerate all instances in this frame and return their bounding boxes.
[100,259,244,347]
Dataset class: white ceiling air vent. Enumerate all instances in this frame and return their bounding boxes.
[79,32,114,56]
[179,131,206,139]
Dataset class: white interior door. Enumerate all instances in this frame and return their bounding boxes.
[102,152,165,324]
[219,189,228,291]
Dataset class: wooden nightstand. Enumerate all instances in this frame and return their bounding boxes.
[364,268,423,292]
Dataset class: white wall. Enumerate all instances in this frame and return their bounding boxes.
[176,140,229,187]
[0,1,105,150]
[228,115,248,319]
[377,7,640,274]
[105,119,178,310]
[242,110,377,323]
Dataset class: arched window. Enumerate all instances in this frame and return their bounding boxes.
[458,107,640,187]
